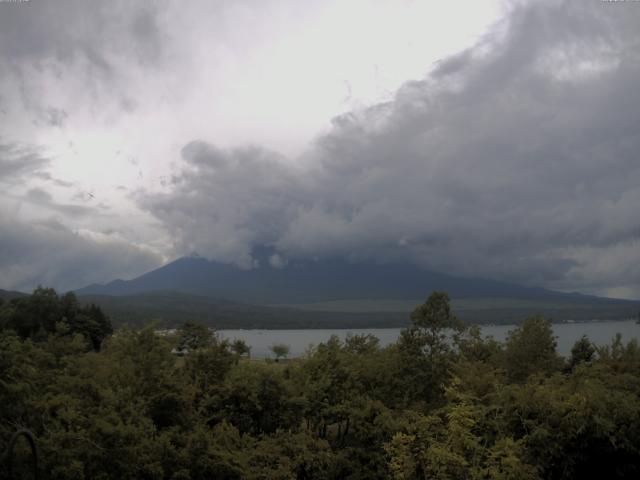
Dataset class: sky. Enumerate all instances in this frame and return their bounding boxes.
[1,0,640,300]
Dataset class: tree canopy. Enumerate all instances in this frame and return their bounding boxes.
[0,287,112,351]
[2,289,640,479]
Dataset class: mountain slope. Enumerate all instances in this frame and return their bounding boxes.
[77,291,408,329]
[75,255,636,306]
[0,289,28,302]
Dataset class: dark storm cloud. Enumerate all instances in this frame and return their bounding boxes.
[140,0,640,296]
[0,213,161,293]
[138,141,304,268]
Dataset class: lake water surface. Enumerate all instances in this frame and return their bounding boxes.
[219,320,640,358]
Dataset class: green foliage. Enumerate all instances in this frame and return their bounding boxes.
[395,291,467,408]
[344,333,380,355]
[230,338,251,358]
[568,335,596,369]
[502,315,563,382]
[496,360,640,479]
[384,381,539,480]
[269,343,290,360]
[204,362,304,436]
[177,321,214,351]
[409,291,463,333]
[184,339,237,392]
[0,287,112,351]
[2,288,640,479]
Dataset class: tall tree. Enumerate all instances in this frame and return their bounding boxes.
[178,321,214,351]
[568,335,596,370]
[396,291,466,407]
[502,316,562,382]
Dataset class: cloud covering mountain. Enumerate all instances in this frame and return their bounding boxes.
[139,0,640,298]
[1,0,640,298]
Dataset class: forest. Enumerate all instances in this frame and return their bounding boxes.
[1,288,640,479]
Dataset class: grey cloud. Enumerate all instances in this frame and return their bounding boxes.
[0,0,164,66]
[0,212,161,292]
[0,142,77,214]
[139,0,640,297]
[138,141,304,268]
[0,141,50,184]
[71,191,95,202]
[32,172,75,188]
[0,0,166,115]
[431,49,473,78]
[25,187,52,203]
[23,186,95,217]
[120,97,138,114]
[50,203,95,218]
[0,139,153,292]
[40,107,68,128]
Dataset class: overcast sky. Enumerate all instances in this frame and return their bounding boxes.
[1,0,640,299]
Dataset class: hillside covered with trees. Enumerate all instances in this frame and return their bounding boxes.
[75,255,639,328]
[2,290,640,479]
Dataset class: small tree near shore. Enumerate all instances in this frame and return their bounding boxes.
[270,343,290,361]
[231,338,251,358]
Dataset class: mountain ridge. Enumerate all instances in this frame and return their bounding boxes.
[75,255,636,305]
[0,288,29,301]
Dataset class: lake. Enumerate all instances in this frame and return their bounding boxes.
[219,320,640,358]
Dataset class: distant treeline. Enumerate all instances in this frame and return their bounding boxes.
[77,290,639,330]
[3,287,636,331]
[2,290,640,478]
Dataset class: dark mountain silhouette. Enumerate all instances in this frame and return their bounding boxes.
[75,254,634,306]
[0,288,28,302]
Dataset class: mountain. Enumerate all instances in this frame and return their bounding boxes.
[76,255,635,306]
[73,256,640,327]
[0,288,28,302]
